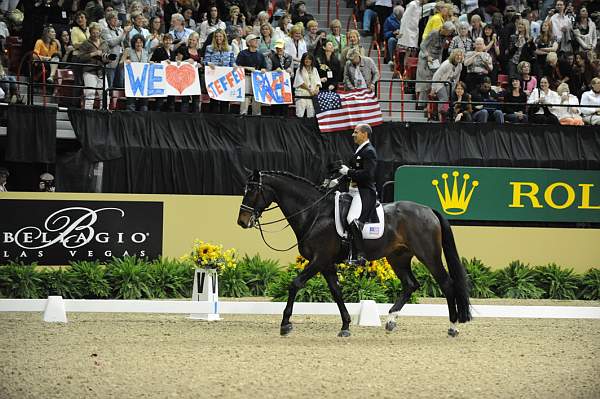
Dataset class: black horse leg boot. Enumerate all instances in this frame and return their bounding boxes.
[347,220,367,266]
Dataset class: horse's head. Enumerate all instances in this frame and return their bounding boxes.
[237,170,276,229]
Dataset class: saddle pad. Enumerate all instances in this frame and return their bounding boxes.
[335,191,385,240]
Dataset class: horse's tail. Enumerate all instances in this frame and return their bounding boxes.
[431,209,472,323]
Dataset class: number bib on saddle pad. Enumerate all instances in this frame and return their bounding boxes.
[334,191,385,240]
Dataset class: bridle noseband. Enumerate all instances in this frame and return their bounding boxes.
[239,175,279,227]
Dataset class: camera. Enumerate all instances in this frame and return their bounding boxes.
[94,52,118,63]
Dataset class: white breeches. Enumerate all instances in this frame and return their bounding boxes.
[347,187,362,225]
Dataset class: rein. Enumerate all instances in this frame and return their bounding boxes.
[241,173,337,252]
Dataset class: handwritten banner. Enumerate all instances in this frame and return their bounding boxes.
[204,66,245,102]
[124,62,202,97]
[251,71,293,105]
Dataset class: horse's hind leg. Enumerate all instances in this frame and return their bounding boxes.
[385,252,419,332]
[322,267,352,337]
[418,251,460,336]
[280,263,320,336]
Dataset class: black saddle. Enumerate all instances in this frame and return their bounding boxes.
[338,193,381,232]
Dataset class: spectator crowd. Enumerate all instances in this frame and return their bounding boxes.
[0,0,598,125]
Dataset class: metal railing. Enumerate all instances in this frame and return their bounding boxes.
[28,58,109,110]
[13,57,600,125]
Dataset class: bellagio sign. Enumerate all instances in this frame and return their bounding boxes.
[0,200,163,265]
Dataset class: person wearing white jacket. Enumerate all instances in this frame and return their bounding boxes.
[398,0,421,58]
[198,6,226,48]
[284,24,308,74]
[526,76,560,124]
[293,53,321,117]
[580,77,600,125]
[555,83,584,125]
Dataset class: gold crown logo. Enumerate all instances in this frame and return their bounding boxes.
[431,171,479,215]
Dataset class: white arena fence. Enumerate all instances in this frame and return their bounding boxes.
[0,297,599,324]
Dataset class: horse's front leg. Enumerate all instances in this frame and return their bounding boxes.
[322,268,352,337]
[280,263,320,336]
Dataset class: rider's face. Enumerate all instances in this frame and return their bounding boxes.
[352,128,367,145]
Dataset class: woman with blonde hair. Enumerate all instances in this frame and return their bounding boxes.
[555,83,584,125]
[422,2,448,40]
[33,26,61,84]
[431,48,464,120]
[304,20,322,52]
[226,5,246,37]
[204,29,235,114]
[535,20,557,73]
[285,24,307,72]
[326,19,346,56]
[507,19,533,78]
[258,23,275,55]
[340,29,364,66]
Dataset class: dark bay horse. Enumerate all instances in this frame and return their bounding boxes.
[237,170,472,337]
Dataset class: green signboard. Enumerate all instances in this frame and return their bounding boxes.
[394,166,600,224]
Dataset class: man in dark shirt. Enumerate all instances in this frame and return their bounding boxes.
[471,77,504,123]
[236,33,267,115]
[291,1,315,27]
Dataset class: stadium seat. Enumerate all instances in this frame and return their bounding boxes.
[404,57,419,80]
[6,36,22,74]
[109,89,126,110]
[56,69,76,107]
[394,47,406,77]
[497,74,509,89]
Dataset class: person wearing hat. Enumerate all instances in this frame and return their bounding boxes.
[0,167,9,192]
[236,33,267,116]
[267,39,293,116]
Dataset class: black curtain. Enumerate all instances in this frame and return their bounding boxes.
[6,105,57,164]
[66,110,600,195]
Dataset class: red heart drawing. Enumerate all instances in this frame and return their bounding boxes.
[165,63,196,94]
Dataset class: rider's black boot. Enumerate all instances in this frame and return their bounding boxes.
[347,220,367,266]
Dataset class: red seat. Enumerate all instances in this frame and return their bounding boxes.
[404,57,419,80]
[55,69,76,107]
[394,47,406,76]
[110,89,126,110]
[6,36,22,74]
[497,74,509,89]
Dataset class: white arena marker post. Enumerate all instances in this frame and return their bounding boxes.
[355,300,381,327]
[43,296,68,323]
[189,268,222,321]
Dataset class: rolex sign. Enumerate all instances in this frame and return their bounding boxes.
[394,166,600,225]
[0,200,164,265]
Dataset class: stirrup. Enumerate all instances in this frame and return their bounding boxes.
[346,257,366,267]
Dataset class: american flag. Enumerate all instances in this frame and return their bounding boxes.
[315,89,383,133]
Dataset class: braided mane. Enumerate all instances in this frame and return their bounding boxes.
[261,170,325,192]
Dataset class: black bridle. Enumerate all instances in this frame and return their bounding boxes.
[239,172,337,251]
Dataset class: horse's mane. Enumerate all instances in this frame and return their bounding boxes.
[261,170,325,192]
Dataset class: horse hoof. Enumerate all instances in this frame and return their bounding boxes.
[447,328,459,338]
[280,323,293,336]
[385,320,397,332]
[337,329,351,338]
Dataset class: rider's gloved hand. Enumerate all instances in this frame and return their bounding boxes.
[328,178,339,188]
[338,165,349,175]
